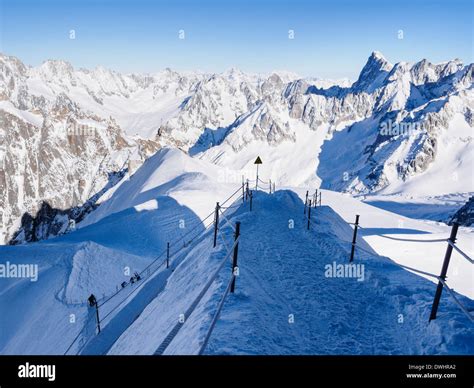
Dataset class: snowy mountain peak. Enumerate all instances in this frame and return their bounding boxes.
[38,59,75,79]
[371,50,390,64]
[352,51,393,92]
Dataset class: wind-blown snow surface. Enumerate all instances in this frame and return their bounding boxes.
[1,148,472,355]
[110,190,473,355]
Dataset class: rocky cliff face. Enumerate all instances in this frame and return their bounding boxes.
[0,54,163,244]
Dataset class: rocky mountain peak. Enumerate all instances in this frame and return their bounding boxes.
[352,51,394,93]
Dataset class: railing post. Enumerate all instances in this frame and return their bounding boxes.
[429,223,459,321]
[255,164,259,191]
[88,294,100,334]
[95,302,101,334]
[314,189,318,207]
[249,191,253,212]
[269,179,272,194]
[307,200,312,230]
[246,180,249,200]
[304,190,309,215]
[273,182,275,193]
[242,178,244,202]
[349,215,360,262]
[166,242,170,268]
[213,202,220,248]
[230,221,241,293]
[319,192,322,206]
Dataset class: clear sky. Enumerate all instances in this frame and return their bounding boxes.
[0,0,472,79]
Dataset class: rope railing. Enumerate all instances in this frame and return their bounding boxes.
[95,213,214,330]
[340,236,474,324]
[218,208,237,232]
[96,209,216,307]
[218,228,231,252]
[102,212,217,311]
[370,234,448,243]
[221,185,245,207]
[335,214,473,324]
[96,184,245,308]
[302,193,472,324]
[345,219,473,265]
[346,240,440,278]
[65,216,218,356]
[63,313,96,355]
[220,202,243,210]
[65,184,246,355]
[198,273,235,355]
[154,235,240,355]
[447,240,474,264]
[437,277,474,323]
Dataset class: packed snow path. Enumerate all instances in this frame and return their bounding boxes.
[109,190,474,355]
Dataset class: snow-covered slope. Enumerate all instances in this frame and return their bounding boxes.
[0,148,472,355]
[109,190,473,355]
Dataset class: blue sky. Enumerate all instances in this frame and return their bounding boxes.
[0,0,472,79]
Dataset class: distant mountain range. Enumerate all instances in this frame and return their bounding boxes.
[1,51,472,244]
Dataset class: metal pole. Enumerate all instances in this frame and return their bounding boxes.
[242,177,244,202]
[213,202,220,248]
[269,179,272,194]
[246,180,249,200]
[349,215,360,262]
[256,164,259,190]
[319,192,322,206]
[304,190,309,215]
[166,242,170,268]
[249,191,253,212]
[230,222,241,293]
[95,303,101,334]
[429,223,459,321]
[307,200,312,230]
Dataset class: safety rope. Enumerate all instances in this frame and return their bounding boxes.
[154,236,240,355]
[218,228,231,253]
[337,235,473,323]
[63,313,96,355]
[373,234,447,243]
[65,184,245,354]
[98,207,217,307]
[221,185,245,207]
[198,274,235,355]
[437,277,474,323]
[218,208,237,232]
[66,216,218,355]
[447,240,474,264]
[341,218,448,243]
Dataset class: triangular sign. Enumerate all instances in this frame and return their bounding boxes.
[254,156,263,165]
